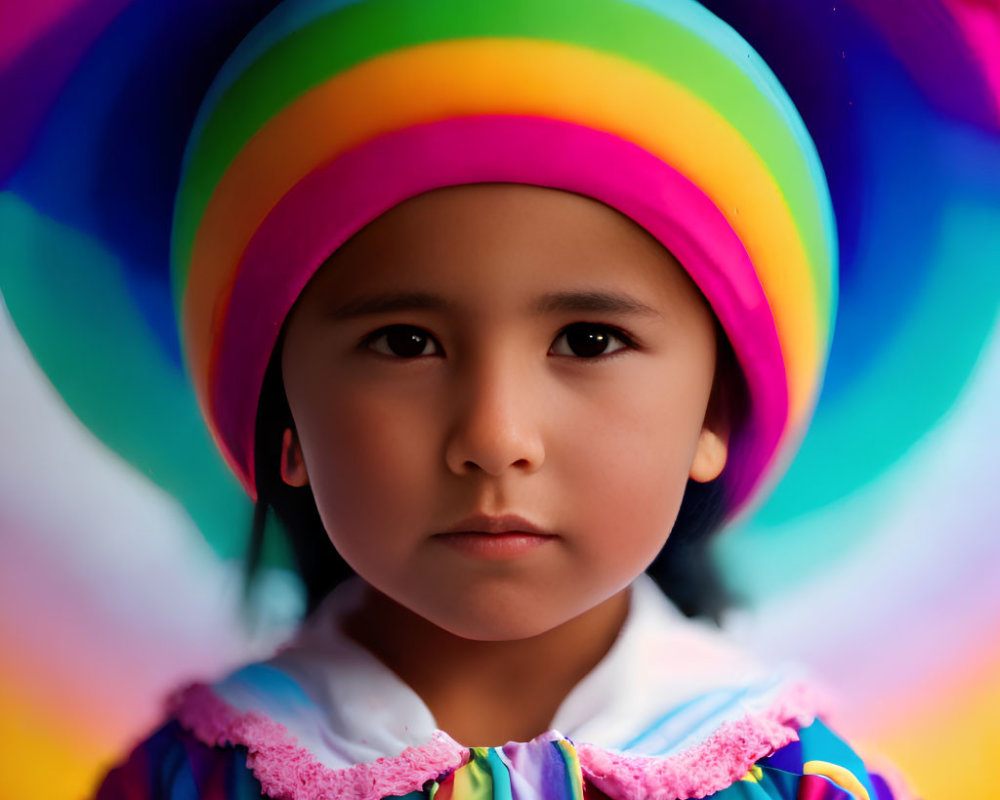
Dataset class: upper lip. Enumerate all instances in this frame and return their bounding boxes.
[437,513,555,537]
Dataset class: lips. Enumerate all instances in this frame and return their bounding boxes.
[439,513,554,536]
[433,513,557,559]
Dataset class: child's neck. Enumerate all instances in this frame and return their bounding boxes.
[342,585,631,748]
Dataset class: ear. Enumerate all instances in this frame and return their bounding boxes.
[280,427,310,487]
[691,344,735,483]
[689,424,729,483]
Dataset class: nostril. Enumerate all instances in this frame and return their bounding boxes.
[443,383,546,477]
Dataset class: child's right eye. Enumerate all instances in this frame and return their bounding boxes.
[361,325,443,358]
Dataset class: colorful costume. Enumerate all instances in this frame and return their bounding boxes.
[3,2,998,799]
[96,576,907,800]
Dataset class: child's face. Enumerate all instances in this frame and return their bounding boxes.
[280,183,727,641]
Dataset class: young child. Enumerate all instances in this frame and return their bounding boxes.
[83,2,916,797]
[9,0,944,798]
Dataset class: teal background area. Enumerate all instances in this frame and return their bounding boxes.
[0,192,253,562]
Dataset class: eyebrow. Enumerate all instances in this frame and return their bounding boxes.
[328,291,448,320]
[534,290,660,317]
[328,289,661,320]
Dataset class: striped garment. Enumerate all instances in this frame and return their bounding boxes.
[95,714,900,800]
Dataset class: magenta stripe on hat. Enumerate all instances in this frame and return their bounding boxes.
[212,114,787,508]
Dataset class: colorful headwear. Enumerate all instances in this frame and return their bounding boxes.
[2,0,997,549]
[4,7,999,796]
[172,0,837,516]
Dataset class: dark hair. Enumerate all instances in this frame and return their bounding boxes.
[244,321,749,627]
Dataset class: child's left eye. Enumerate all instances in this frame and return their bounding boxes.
[550,323,634,358]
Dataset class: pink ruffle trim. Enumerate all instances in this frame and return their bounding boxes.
[168,682,469,800]
[169,679,829,800]
[577,681,830,800]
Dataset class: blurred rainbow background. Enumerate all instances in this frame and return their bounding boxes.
[1,1,998,798]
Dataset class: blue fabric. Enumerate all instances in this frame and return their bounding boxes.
[94,715,902,799]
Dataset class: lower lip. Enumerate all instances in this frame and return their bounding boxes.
[433,531,555,560]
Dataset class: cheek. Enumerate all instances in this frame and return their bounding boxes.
[293,385,440,548]
[552,369,707,557]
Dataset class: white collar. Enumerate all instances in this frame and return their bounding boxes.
[198,574,815,770]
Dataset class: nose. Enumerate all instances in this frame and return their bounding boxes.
[444,353,546,477]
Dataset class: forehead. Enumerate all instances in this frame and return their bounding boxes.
[294,183,707,315]
[329,183,668,271]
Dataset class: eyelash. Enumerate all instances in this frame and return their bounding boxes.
[551,323,638,360]
[359,323,639,360]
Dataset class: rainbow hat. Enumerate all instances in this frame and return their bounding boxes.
[2,0,997,553]
[173,0,836,513]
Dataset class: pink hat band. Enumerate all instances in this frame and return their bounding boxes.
[212,114,787,511]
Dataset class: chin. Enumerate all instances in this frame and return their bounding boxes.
[416,584,608,642]
[430,609,563,642]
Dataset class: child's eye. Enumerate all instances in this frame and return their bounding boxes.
[550,323,634,358]
[362,325,442,358]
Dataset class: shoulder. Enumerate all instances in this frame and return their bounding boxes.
[94,718,265,800]
[720,716,917,800]
[576,674,918,800]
